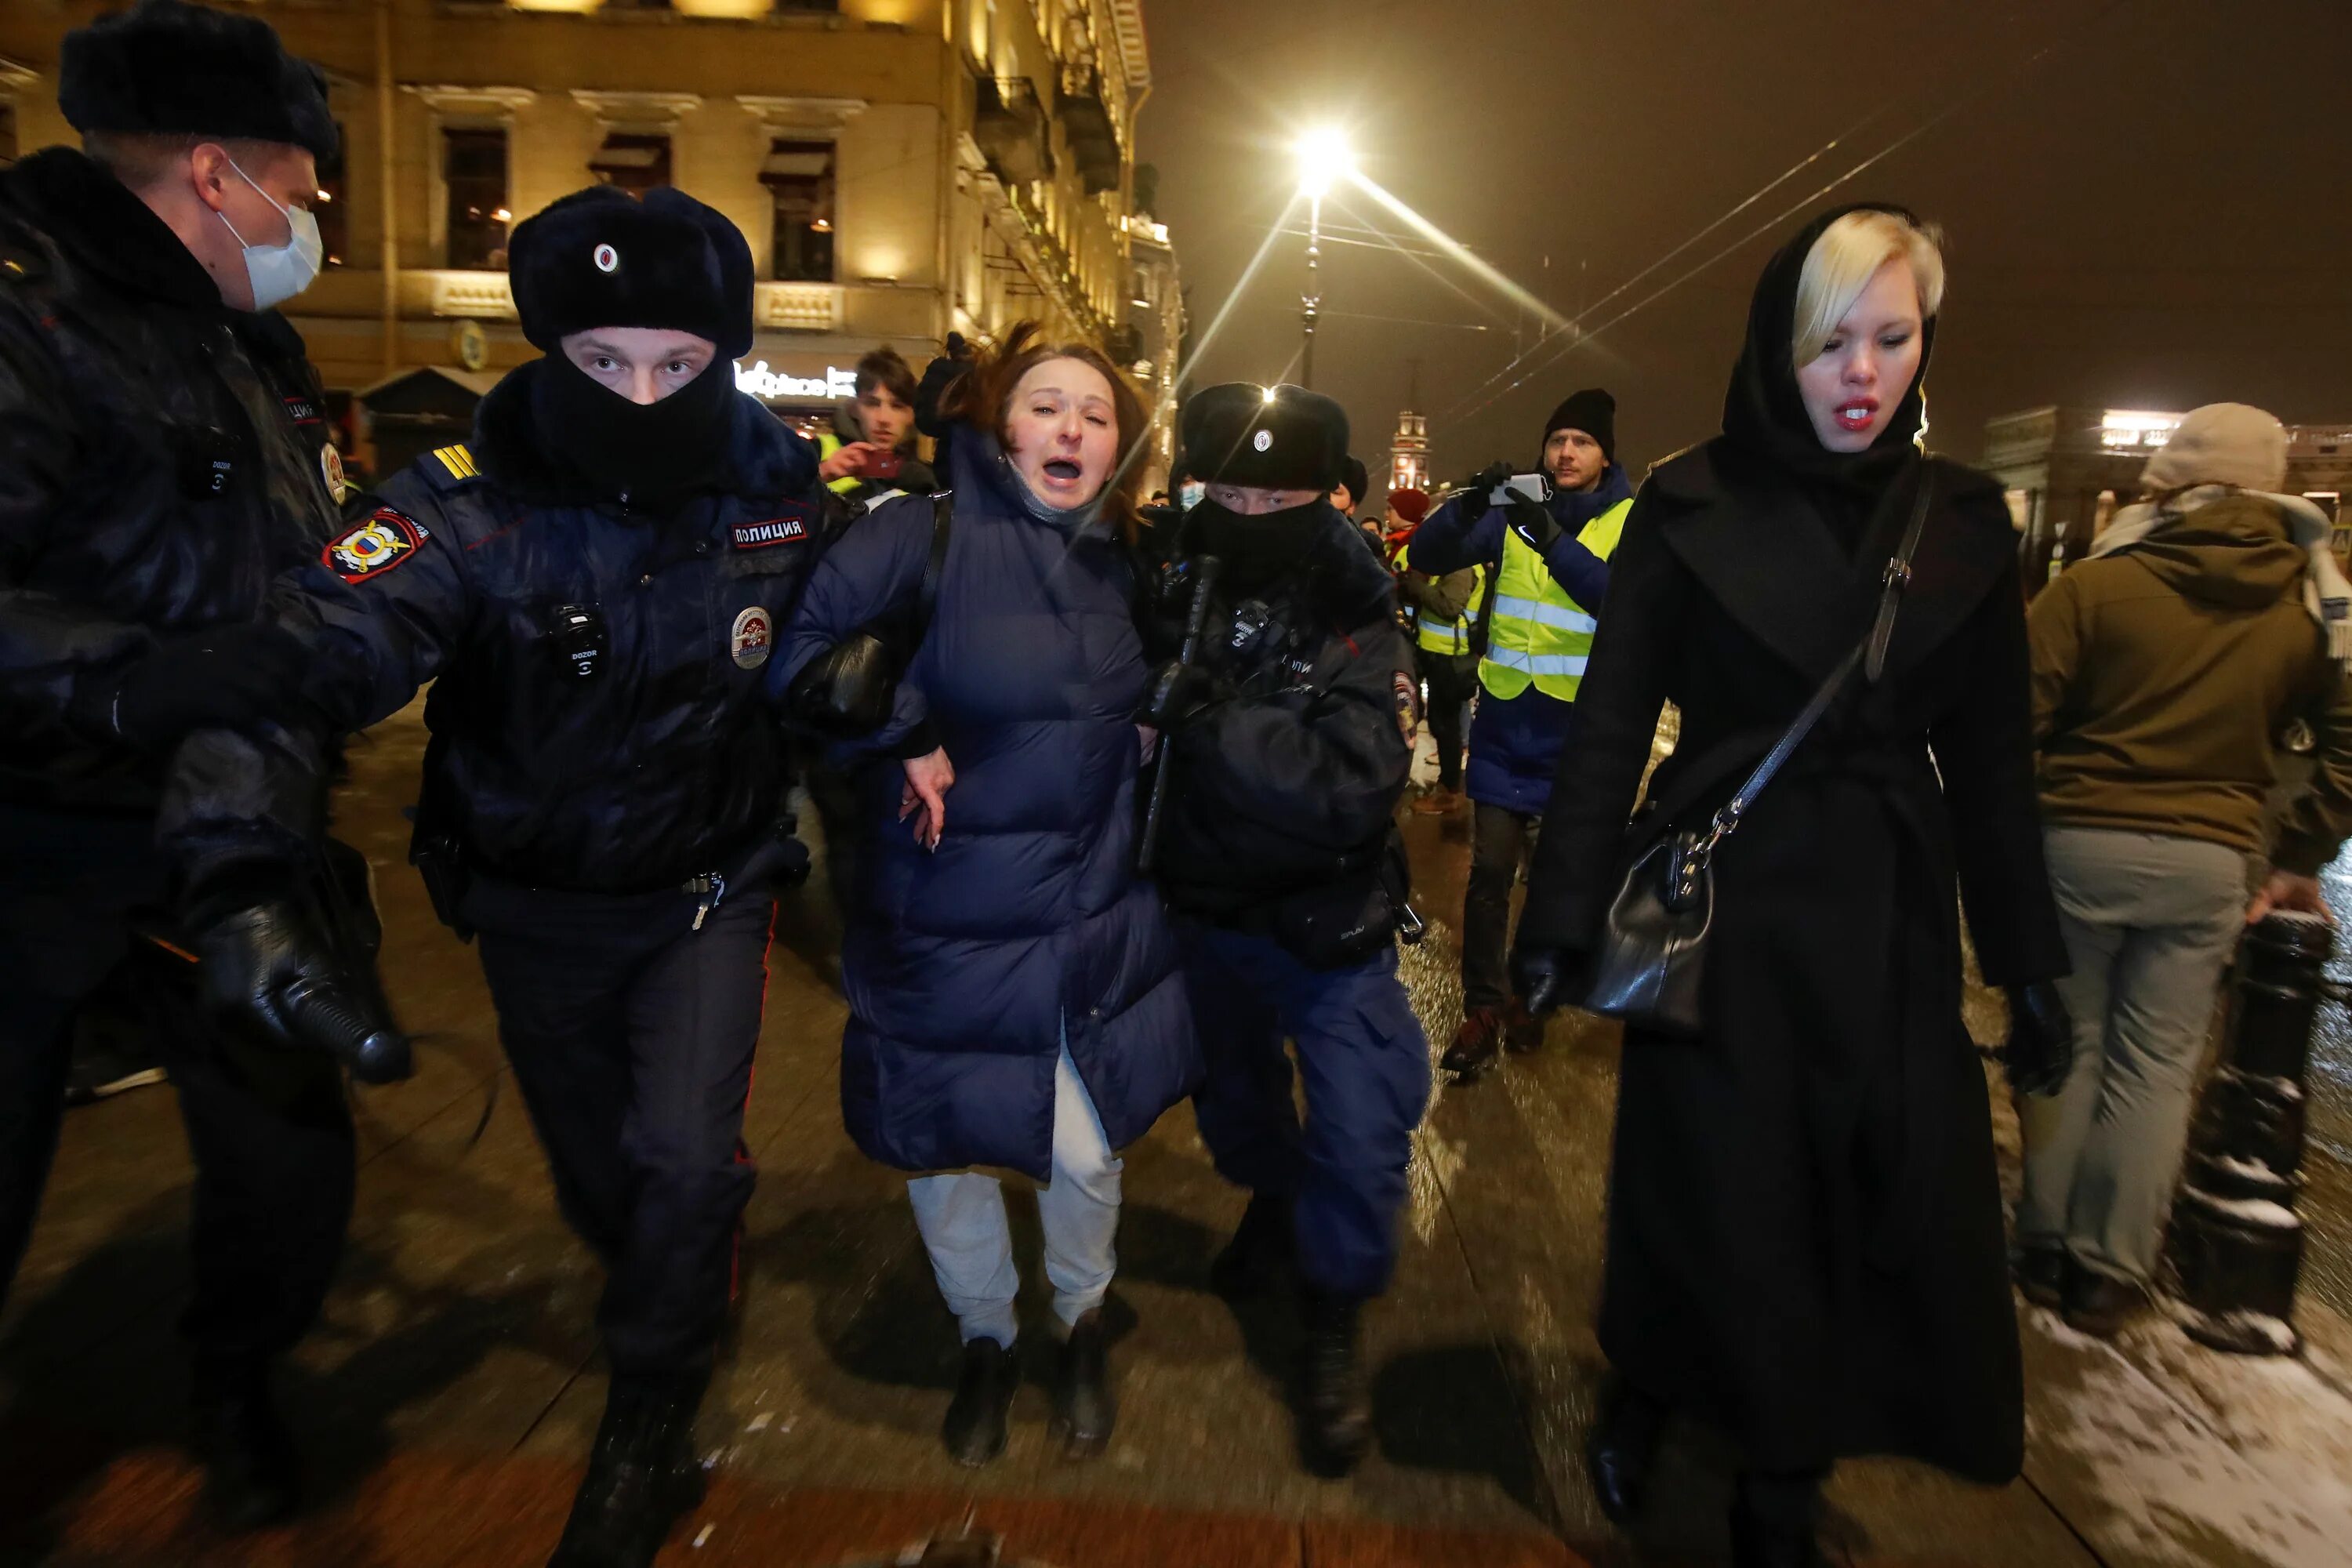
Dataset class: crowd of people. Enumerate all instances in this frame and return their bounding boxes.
[5,6,2350,1568]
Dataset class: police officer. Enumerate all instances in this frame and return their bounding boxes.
[1142,383,1431,1476]
[1410,390,1631,1076]
[255,186,822,1567]
[0,0,388,1530]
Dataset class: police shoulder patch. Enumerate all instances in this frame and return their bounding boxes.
[1392,670,1421,745]
[731,502,814,551]
[325,506,431,584]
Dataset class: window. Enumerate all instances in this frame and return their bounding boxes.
[442,127,510,270]
[590,132,672,194]
[314,122,347,269]
[762,138,835,283]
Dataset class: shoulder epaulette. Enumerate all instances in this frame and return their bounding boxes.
[421,443,485,490]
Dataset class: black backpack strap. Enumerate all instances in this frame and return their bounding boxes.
[911,488,953,645]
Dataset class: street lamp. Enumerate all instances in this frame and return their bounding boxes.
[1294,128,1353,390]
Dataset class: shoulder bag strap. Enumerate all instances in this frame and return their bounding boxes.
[909,489,953,648]
[1693,466,1936,858]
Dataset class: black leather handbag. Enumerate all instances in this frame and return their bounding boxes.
[1582,470,1935,1036]
[786,492,953,738]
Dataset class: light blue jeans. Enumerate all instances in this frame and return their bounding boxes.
[905,1043,1122,1346]
[2020,827,2249,1284]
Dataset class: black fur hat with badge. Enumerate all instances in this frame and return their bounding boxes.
[1180,383,1350,492]
[60,0,340,166]
[509,185,755,361]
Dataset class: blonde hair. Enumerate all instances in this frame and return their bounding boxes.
[1790,209,1946,368]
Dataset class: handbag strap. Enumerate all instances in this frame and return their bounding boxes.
[1693,466,1936,860]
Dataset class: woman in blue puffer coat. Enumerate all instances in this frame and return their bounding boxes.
[772,324,1195,1468]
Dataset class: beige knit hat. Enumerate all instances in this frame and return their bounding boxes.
[2140,402,2289,495]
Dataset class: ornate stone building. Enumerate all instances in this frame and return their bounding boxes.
[0,0,1181,477]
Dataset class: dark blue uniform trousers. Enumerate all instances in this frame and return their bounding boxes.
[0,804,354,1389]
[1183,922,1431,1301]
[468,880,771,1378]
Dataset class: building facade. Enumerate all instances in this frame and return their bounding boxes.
[0,0,1181,481]
[1982,406,2352,592]
[1388,409,1428,496]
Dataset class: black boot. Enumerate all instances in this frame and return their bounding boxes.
[1298,1290,1372,1477]
[191,1370,301,1531]
[1049,1309,1116,1460]
[1730,1469,1831,1568]
[940,1337,1019,1468]
[1585,1377,1667,1526]
[1210,1192,1294,1299]
[549,1372,709,1568]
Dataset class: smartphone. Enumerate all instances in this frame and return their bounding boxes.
[1489,473,1552,508]
[855,448,904,481]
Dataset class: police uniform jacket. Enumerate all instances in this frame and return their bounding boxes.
[274,359,823,894]
[0,147,344,816]
[1153,508,1418,936]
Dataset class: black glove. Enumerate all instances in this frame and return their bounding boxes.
[1504,495,1563,554]
[101,623,312,751]
[198,898,412,1083]
[2002,981,2074,1098]
[1137,659,1225,729]
[1512,942,1585,1017]
[1464,462,1512,513]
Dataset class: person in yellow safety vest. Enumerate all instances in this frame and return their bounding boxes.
[1403,388,1632,1076]
[1390,487,1485,807]
[814,344,938,518]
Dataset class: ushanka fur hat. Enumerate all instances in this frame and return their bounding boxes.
[1181,383,1350,492]
[60,0,339,167]
[509,185,755,360]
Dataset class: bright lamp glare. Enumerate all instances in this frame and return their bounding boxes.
[1295,128,1354,198]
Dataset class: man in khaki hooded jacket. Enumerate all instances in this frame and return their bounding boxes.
[2022,401,2352,1334]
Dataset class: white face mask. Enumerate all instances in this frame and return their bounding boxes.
[1179,480,1206,511]
[215,158,323,310]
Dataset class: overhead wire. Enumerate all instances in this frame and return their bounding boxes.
[1439,0,2133,426]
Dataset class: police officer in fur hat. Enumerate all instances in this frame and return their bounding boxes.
[0,0,398,1530]
[233,184,824,1566]
[1142,383,1431,1476]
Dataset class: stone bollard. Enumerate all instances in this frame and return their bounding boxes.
[2168,911,2330,1355]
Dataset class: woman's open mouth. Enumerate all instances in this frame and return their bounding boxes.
[1044,459,1083,483]
[1834,400,1879,434]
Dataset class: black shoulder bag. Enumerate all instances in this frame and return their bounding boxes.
[1582,470,1934,1036]
[786,492,953,738]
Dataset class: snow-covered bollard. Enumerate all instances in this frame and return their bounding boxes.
[2168,911,2328,1356]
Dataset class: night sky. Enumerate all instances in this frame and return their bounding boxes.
[1136,0,2352,492]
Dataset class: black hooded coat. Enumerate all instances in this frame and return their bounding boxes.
[1515,205,2067,1479]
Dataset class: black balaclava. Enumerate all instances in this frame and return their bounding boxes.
[529,354,735,512]
[1720,202,1937,505]
[1189,495,1330,591]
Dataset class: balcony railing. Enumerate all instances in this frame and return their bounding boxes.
[425,270,516,320]
[757,281,843,332]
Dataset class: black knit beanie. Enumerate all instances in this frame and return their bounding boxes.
[1544,388,1617,463]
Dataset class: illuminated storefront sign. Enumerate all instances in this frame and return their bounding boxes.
[735,360,858,401]
[2100,409,2182,450]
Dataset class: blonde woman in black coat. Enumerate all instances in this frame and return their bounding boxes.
[1511,205,2073,1566]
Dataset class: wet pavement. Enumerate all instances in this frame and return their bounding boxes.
[3,696,2350,1566]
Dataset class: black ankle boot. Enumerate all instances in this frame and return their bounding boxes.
[1730,1469,1831,1568]
[1050,1309,1116,1460]
[549,1372,709,1568]
[1210,1192,1294,1299]
[941,1337,1020,1468]
[1585,1378,1667,1526]
[191,1370,301,1531]
[1298,1290,1372,1477]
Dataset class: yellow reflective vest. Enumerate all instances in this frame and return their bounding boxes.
[815,429,860,496]
[1478,497,1632,703]
[1399,546,1487,658]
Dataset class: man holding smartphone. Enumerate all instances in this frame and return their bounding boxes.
[818,345,938,516]
[1407,389,1631,1076]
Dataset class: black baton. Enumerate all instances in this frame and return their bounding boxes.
[1138,554,1222,874]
